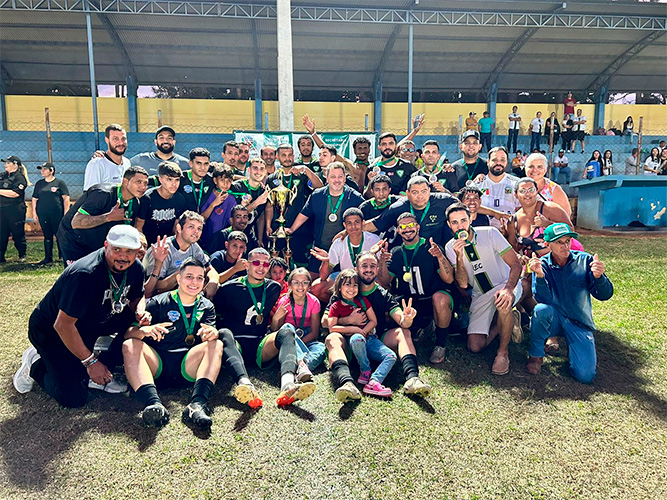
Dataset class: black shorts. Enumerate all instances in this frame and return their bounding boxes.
[152,348,194,387]
[574,131,586,141]
[397,288,462,331]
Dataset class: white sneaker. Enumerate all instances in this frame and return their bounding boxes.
[296,360,313,383]
[88,377,128,394]
[13,346,40,394]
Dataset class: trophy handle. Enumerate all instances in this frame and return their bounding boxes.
[289,184,298,204]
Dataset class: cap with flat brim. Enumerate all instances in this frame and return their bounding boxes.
[543,223,578,243]
[155,126,176,139]
[106,225,142,250]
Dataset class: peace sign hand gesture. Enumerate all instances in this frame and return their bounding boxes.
[400,297,417,328]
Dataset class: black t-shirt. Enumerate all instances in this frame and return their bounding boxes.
[214,277,281,341]
[136,187,187,244]
[360,195,400,222]
[230,179,266,240]
[33,178,69,215]
[471,214,490,227]
[143,291,216,352]
[30,248,144,345]
[208,226,258,255]
[177,172,215,213]
[372,192,458,247]
[365,159,417,195]
[209,250,246,279]
[451,158,489,191]
[0,170,27,208]
[388,238,449,299]
[266,170,313,229]
[57,183,143,260]
[410,168,458,193]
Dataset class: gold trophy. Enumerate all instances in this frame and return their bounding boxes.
[267,170,298,262]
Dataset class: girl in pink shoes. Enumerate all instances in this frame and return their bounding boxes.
[327,269,397,397]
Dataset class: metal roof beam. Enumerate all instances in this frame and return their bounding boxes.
[0,2,664,30]
[95,13,137,80]
[586,30,665,94]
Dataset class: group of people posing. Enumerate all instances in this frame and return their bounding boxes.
[11,118,614,433]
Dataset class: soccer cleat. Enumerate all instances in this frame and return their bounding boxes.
[234,383,263,409]
[13,346,40,394]
[403,377,432,397]
[276,381,316,407]
[88,377,128,394]
[142,402,170,428]
[429,345,446,364]
[335,381,362,403]
[182,402,213,430]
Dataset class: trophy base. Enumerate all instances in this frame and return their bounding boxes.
[269,235,293,266]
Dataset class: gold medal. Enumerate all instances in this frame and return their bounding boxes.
[458,230,469,241]
[403,272,412,282]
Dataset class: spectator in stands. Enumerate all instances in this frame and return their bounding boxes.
[563,92,577,119]
[658,148,667,175]
[584,151,602,180]
[478,111,494,152]
[544,112,560,150]
[32,162,70,265]
[602,150,614,176]
[506,106,521,153]
[130,126,190,176]
[624,148,639,175]
[659,140,666,152]
[622,116,634,136]
[644,147,661,175]
[465,112,478,131]
[511,150,526,178]
[562,113,574,152]
[84,124,131,191]
[551,149,571,184]
[530,112,544,152]
[572,109,587,154]
[524,153,571,218]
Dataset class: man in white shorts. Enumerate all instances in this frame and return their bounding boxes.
[473,146,520,230]
[444,203,523,375]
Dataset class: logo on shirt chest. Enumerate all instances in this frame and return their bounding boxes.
[51,187,58,193]
[183,185,193,193]
[167,310,181,321]
[152,208,176,222]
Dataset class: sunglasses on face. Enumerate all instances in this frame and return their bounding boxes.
[402,148,415,153]
[399,222,418,230]
[251,260,271,268]
[518,187,537,194]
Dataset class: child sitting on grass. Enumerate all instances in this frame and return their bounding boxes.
[327,269,396,397]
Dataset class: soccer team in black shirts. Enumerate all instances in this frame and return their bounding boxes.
[12,121,529,433]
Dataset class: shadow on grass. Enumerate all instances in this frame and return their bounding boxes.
[425,330,667,422]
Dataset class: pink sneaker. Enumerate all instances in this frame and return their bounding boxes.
[357,370,371,385]
[363,380,392,397]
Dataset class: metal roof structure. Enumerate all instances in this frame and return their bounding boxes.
[1,0,666,95]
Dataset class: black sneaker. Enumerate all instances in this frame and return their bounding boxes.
[182,402,212,430]
[142,402,170,428]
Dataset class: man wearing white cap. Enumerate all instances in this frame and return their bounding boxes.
[13,225,147,407]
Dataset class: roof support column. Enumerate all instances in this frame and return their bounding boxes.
[487,82,498,133]
[594,84,608,131]
[254,79,263,130]
[374,78,383,133]
[407,22,414,133]
[127,74,138,133]
[85,8,100,150]
[0,79,7,132]
[276,0,294,131]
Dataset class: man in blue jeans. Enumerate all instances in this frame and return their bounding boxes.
[527,223,613,383]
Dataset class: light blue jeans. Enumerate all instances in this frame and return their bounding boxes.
[294,328,326,370]
[349,333,397,384]
[551,166,572,184]
[530,303,596,384]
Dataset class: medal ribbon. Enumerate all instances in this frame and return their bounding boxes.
[370,198,391,210]
[401,237,425,281]
[347,234,364,265]
[106,266,128,304]
[327,191,344,217]
[409,201,431,226]
[342,297,367,312]
[116,186,135,223]
[464,159,480,181]
[172,290,200,337]
[374,156,396,167]
[187,171,205,211]
[290,295,308,330]
[242,277,267,319]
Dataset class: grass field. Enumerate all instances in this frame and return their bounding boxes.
[0,235,666,500]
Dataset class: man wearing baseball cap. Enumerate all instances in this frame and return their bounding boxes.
[13,225,147,407]
[447,130,489,191]
[0,155,31,263]
[130,125,190,177]
[526,223,613,383]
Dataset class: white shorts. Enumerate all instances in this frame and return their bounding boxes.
[467,281,523,336]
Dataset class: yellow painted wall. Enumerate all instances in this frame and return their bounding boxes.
[5,96,666,136]
[5,96,128,131]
